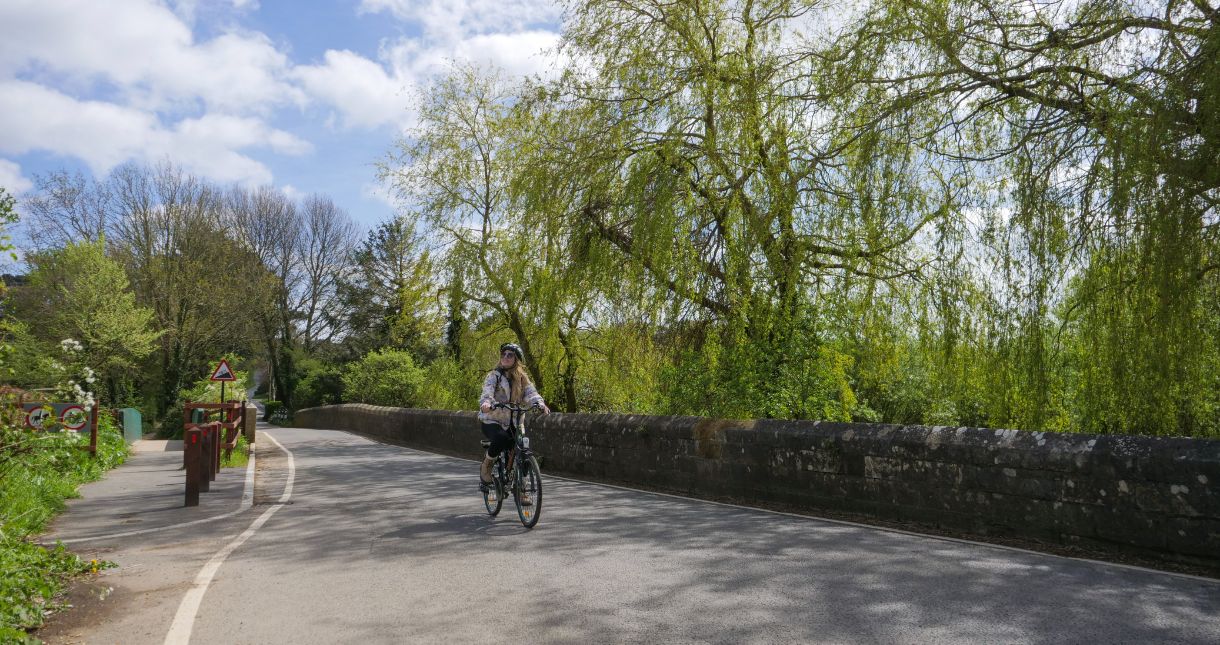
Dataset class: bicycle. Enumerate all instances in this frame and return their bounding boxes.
[479,402,543,528]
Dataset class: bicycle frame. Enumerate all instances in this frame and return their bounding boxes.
[494,403,538,474]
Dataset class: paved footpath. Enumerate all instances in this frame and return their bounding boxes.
[36,425,1220,644]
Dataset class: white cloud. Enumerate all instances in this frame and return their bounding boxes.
[0,81,161,172]
[0,0,567,192]
[454,31,563,79]
[0,0,302,114]
[270,0,565,132]
[0,80,308,185]
[362,180,400,211]
[0,159,33,195]
[174,114,311,156]
[359,0,562,41]
[0,1,313,188]
[293,50,409,130]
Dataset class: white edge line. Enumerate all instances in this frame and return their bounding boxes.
[266,433,294,504]
[53,442,258,545]
[164,431,294,645]
[342,430,1218,586]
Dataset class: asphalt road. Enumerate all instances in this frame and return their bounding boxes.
[40,426,1220,644]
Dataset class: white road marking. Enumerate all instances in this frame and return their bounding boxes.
[163,432,294,645]
[54,444,258,545]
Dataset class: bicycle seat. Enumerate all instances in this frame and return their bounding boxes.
[480,440,491,448]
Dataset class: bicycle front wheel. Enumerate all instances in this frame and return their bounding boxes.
[513,455,542,528]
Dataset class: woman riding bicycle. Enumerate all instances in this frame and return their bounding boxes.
[479,343,549,487]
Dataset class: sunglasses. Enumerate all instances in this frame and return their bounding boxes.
[501,351,517,358]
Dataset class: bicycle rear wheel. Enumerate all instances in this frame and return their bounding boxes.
[513,456,542,528]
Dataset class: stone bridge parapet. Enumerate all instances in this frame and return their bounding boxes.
[294,404,1219,569]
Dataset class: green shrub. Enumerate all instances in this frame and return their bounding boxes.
[293,361,345,410]
[414,357,478,411]
[342,349,424,408]
[0,537,95,641]
[0,412,126,636]
[221,434,249,469]
[262,400,282,423]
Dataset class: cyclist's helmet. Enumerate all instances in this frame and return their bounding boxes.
[500,343,523,361]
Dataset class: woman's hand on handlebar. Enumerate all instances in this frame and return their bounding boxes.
[490,402,553,412]
[480,401,492,414]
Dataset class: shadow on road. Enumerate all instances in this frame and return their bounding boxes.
[250,428,1220,644]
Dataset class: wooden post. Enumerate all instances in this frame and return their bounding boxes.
[183,405,192,468]
[210,423,220,481]
[184,428,201,507]
[200,427,212,493]
[88,404,98,455]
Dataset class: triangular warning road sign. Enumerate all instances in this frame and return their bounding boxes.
[209,359,237,381]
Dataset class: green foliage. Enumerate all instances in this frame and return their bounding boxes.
[341,349,425,408]
[0,411,126,636]
[292,356,344,410]
[9,4,1219,438]
[159,355,250,438]
[571,323,668,414]
[0,538,95,640]
[221,434,249,469]
[0,185,128,639]
[414,357,477,411]
[14,240,160,405]
[334,216,439,360]
[262,400,284,423]
[0,321,58,388]
[0,187,17,261]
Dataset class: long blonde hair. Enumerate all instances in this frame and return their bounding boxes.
[502,362,532,404]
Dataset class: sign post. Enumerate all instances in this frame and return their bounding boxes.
[21,402,99,454]
[209,359,237,408]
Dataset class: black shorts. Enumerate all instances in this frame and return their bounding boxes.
[480,422,512,458]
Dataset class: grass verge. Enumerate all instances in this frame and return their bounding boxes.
[0,414,127,642]
[221,434,250,469]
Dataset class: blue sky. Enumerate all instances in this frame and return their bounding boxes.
[0,0,564,236]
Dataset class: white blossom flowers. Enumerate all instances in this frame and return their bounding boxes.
[63,379,96,407]
[53,342,98,407]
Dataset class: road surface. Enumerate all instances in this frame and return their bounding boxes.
[39,425,1220,644]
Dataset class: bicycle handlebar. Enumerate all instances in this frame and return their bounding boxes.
[492,402,542,413]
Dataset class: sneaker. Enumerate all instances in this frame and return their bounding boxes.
[519,494,533,507]
[479,456,494,484]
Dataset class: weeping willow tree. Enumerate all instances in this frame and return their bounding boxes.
[536,0,956,419]
[383,0,1217,436]
[829,0,1220,434]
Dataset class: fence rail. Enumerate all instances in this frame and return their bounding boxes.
[182,401,246,507]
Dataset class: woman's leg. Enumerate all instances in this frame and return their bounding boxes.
[480,422,512,457]
[479,422,510,484]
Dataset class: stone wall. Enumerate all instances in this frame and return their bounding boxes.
[294,404,1219,568]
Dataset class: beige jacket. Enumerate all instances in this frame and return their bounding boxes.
[478,369,544,428]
